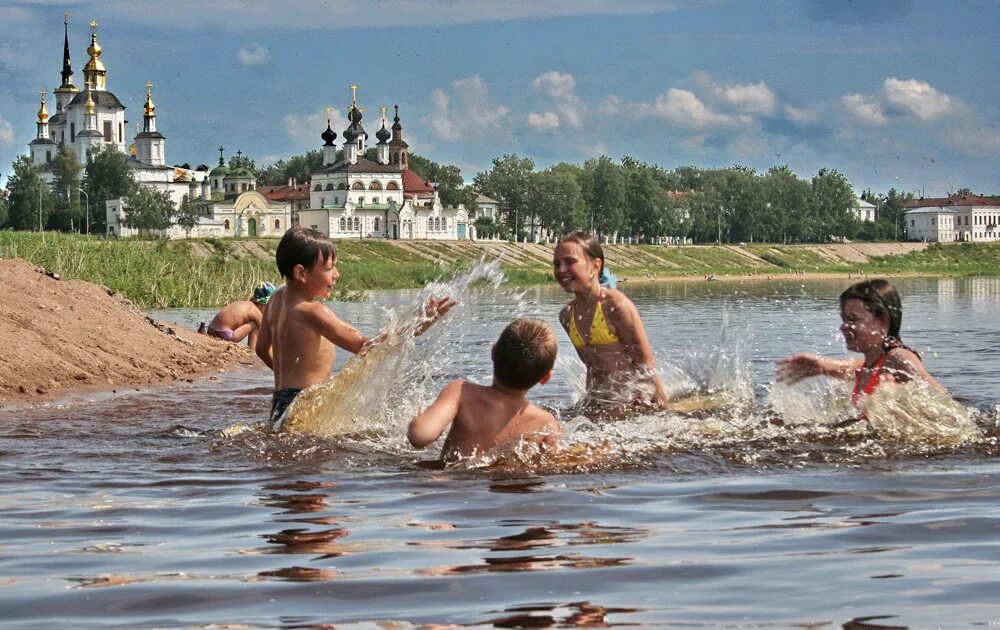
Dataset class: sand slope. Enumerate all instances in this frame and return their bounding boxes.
[0,258,251,404]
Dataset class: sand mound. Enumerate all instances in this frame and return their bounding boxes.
[0,257,252,404]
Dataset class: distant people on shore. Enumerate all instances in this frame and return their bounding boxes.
[553,231,669,417]
[258,226,455,430]
[199,282,276,351]
[776,279,948,409]
[408,318,560,463]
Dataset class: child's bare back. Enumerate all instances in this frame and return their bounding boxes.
[436,380,558,461]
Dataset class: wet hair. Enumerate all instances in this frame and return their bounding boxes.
[557,231,605,276]
[840,279,916,355]
[493,318,558,389]
[275,226,336,279]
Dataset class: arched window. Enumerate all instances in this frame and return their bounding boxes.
[224,219,230,229]
[325,183,334,191]
[374,217,380,232]
[351,181,365,190]
[314,184,322,192]
[386,181,399,190]
[274,219,281,230]
[369,181,382,190]
[339,217,346,231]
[337,183,347,190]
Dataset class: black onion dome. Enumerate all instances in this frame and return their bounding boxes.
[375,123,390,143]
[321,124,337,146]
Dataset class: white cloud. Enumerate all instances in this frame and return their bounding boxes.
[238,43,272,66]
[527,112,560,130]
[645,88,740,130]
[531,71,585,129]
[714,81,777,116]
[883,77,952,120]
[784,105,821,124]
[693,71,777,116]
[0,115,14,148]
[428,75,510,141]
[841,94,886,124]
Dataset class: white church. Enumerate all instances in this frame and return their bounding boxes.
[299,90,472,241]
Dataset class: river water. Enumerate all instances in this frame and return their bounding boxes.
[1,276,998,628]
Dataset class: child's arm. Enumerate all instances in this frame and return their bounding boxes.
[775,354,862,384]
[605,292,670,406]
[255,304,273,369]
[408,379,464,448]
[303,303,371,355]
[358,297,458,356]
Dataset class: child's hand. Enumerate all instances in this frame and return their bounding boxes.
[775,353,823,384]
[414,296,457,337]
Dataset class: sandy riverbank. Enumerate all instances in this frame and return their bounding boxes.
[0,258,254,405]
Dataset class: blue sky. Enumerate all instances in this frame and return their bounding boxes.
[1,0,998,197]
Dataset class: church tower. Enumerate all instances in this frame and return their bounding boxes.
[53,12,80,114]
[29,90,56,165]
[388,104,409,169]
[134,82,166,166]
[342,85,367,165]
[321,107,338,166]
[375,106,391,165]
[76,79,104,161]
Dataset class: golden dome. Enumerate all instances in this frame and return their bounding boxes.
[129,142,136,156]
[84,82,96,116]
[144,81,156,116]
[37,89,49,123]
[83,20,106,89]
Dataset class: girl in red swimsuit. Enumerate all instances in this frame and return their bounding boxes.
[776,279,948,406]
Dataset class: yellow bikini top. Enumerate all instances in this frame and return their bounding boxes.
[568,290,621,348]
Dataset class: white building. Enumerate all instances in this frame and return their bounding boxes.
[905,194,1000,242]
[29,17,201,212]
[298,96,471,241]
[853,197,876,222]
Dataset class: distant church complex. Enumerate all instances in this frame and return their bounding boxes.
[27,15,487,240]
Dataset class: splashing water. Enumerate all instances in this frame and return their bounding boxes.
[280,260,511,438]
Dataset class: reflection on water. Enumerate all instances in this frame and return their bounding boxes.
[2,276,999,627]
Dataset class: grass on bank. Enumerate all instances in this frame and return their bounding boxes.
[2,231,998,308]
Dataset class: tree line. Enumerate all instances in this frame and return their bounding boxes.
[3,144,982,243]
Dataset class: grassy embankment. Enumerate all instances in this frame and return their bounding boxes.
[2,231,998,308]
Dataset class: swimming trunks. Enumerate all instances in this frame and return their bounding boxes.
[206,326,235,341]
[568,288,621,348]
[270,388,303,432]
[851,353,888,406]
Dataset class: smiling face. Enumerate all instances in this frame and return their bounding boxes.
[553,241,601,293]
[296,251,339,299]
[840,298,889,354]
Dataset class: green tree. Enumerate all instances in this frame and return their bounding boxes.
[580,156,626,237]
[83,145,137,233]
[621,157,666,241]
[5,156,55,231]
[122,185,175,236]
[258,150,324,186]
[473,154,535,241]
[810,168,856,241]
[760,166,811,243]
[228,153,258,175]
[878,188,913,241]
[49,146,83,232]
[175,194,201,237]
[531,166,587,237]
[0,187,8,228]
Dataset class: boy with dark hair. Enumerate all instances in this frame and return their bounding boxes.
[257,226,454,429]
[408,318,560,462]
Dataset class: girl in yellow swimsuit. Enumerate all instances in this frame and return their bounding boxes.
[554,232,669,415]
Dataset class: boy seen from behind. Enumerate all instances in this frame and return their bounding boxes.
[408,318,560,462]
[257,226,453,429]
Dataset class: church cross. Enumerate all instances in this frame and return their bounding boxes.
[350,84,358,105]
[217,146,225,161]
[236,149,243,160]
[90,19,98,30]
